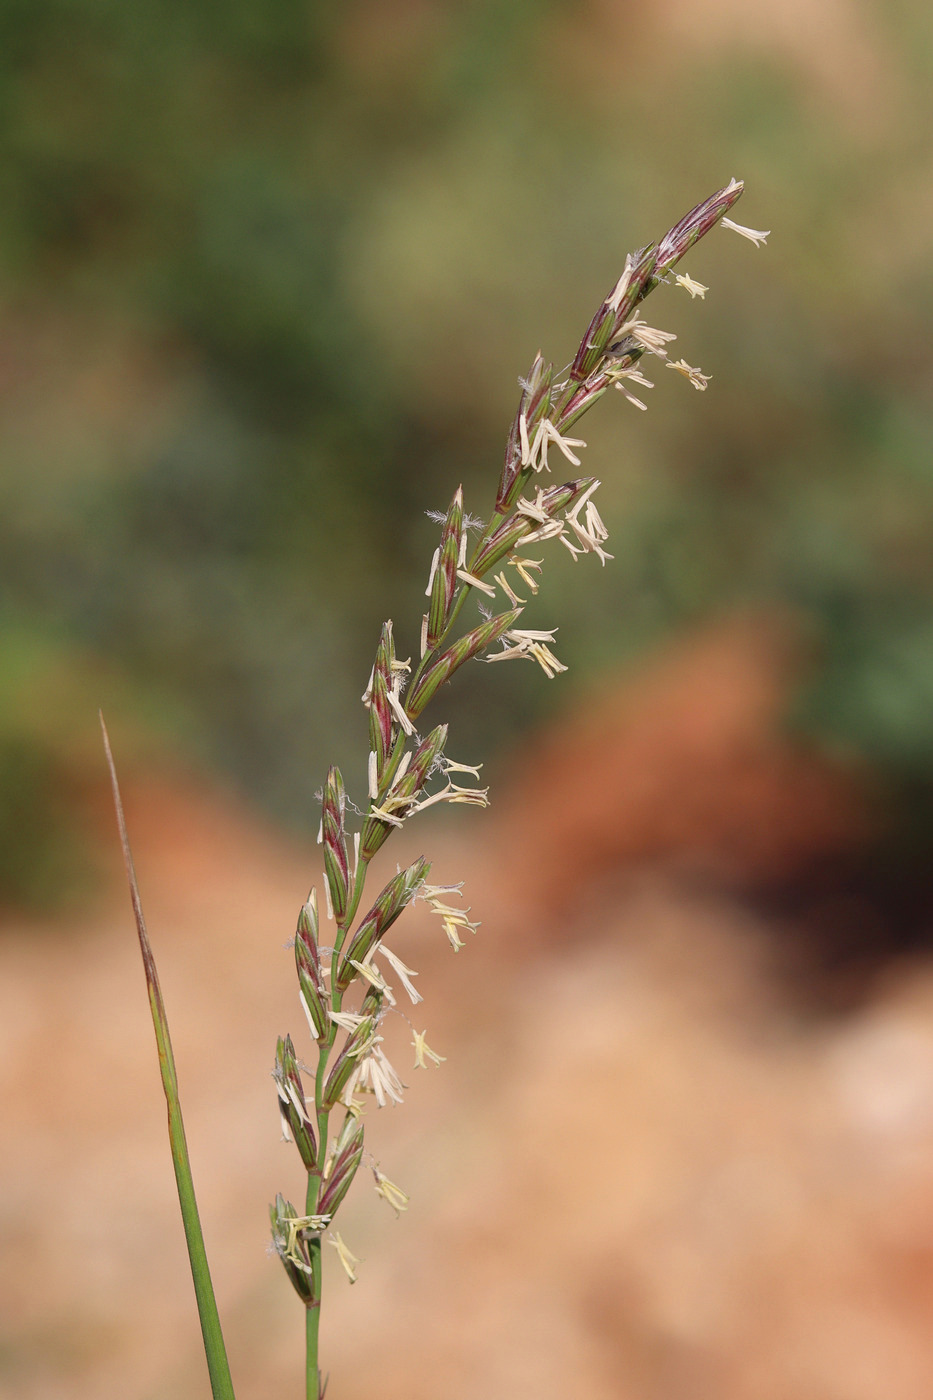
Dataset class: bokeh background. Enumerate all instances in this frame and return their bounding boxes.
[3,1,933,1397]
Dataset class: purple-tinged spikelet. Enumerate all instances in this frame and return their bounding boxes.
[274,1034,317,1171]
[366,621,396,783]
[321,766,350,923]
[406,610,520,719]
[295,892,328,1041]
[653,177,744,281]
[427,488,463,649]
[336,856,431,988]
[319,1116,365,1218]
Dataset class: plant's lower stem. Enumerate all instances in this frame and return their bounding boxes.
[305,1221,323,1399]
[305,1073,328,1400]
[307,1004,336,1396]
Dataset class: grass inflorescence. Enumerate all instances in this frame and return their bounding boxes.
[268,178,769,1399]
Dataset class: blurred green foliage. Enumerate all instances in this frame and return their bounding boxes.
[1,0,932,903]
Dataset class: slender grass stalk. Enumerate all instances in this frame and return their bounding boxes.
[265,178,770,1396]
[100,715,237,1400]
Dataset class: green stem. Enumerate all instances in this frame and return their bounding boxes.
[302,1036,330,1399]
[304,1202,323,1399]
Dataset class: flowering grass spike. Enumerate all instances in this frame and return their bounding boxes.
[264,175,767,1400]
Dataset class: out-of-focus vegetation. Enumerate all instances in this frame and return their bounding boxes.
[1,0,932,904]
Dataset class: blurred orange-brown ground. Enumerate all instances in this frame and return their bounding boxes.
[4,617,933,1399]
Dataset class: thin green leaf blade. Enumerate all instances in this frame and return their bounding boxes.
[101,715,237,1400]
